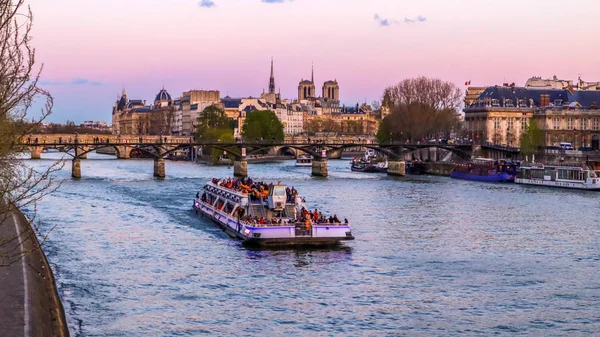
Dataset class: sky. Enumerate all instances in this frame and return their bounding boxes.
[25,0,600,123]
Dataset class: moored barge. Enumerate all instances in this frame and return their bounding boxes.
[515,163,600,190]
[193,178,354,247]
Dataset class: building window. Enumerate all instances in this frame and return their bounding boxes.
[553,117,560,130]
[507,118,514,130]
[567,118,573,130]
[554,99,563,106]
[594,118,599,131]
[581,118,587,130]
[491,99,500,107]
[521,119,528,130]
[505,99,514,107]
[494,118,501,130]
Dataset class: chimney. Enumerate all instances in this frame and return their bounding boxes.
[540,94,550,107]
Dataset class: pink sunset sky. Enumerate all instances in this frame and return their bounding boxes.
[27,0,600,123]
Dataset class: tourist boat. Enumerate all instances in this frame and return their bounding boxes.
[193,178,355,247]
[450,158,518,182]
[295,154,312,167]
[515,163,600,190]
[350,158,387,173]
[350,149,387,173]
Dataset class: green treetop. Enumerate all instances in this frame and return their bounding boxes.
[242,110,284,142]
[520,119,544,156]
[195,105,233,142]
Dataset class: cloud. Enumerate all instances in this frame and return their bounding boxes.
[375,13,426,26]
[404,15,427,24]
[198,0,216,8]
[39,78,102,86]
[374,14,390,27]
[262,0,289,3]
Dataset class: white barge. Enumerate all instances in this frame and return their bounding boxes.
[516,163,600,190]
[193,178,354,247]
[295,155,312,167]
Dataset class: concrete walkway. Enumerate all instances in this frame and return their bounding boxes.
[0,199,69,337]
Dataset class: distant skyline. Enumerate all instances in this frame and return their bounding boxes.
[26,0,600,123]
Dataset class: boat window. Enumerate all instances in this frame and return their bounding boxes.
[224,202,234,214]
[273,186,286,197]
[531,169,544,179]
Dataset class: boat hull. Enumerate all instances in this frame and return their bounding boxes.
[351,164,386,173]
[450,171,514,182]
[515,178,600,190]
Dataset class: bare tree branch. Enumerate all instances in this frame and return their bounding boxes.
[0,0,63,266]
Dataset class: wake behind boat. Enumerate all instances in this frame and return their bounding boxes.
[193,178,354,247]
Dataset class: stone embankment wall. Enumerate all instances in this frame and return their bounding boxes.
[422,162,454,176]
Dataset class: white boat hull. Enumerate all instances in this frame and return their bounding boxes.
[515,178,600,190]
[194,199,354,247]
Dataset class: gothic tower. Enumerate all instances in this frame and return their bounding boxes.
[268,58,276,94]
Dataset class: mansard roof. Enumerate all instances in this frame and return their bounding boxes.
[469,86,600,109]
[128,107,153,114]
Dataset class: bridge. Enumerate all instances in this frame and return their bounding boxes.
[18,134,522,178]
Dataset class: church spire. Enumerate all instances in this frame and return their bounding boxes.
[268,57,276,94]
[311,62,314,84]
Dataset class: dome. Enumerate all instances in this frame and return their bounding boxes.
[154,88,172,105]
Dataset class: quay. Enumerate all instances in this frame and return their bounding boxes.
[0,199,69,337]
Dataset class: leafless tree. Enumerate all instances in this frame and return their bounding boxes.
[377,76,463,143]
[321,118,340,134]
[1,0,63,266]
[149,106,175,135]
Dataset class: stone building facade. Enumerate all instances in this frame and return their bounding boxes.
[112,88,172,135]
[464,85,600,148]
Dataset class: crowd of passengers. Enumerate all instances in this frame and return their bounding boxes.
[211,177,300,202]
[240,207,348,229]
[298,207,348,225]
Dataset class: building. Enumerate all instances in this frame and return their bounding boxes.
[464,84,600,148]
[82,120,109,131]
[322,80,339,100]
[111,88,177,135]
[525,75,600,91]
[298,66,316,100]
[464,87,487,107]
[180,90,221,135]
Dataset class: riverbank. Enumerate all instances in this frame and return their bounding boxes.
[0,199,69,337]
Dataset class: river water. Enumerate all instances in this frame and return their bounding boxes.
[25,153,600,336]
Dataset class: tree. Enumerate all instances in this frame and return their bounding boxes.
[195,105,234,163]
[321,118,340,133]
[242,110,284,142]
[1,0,62,266]
[304,118,321,136]
[149,106,175,135]
[376,77,463,143]
[520,119,543,156]
[196,105,232,142]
